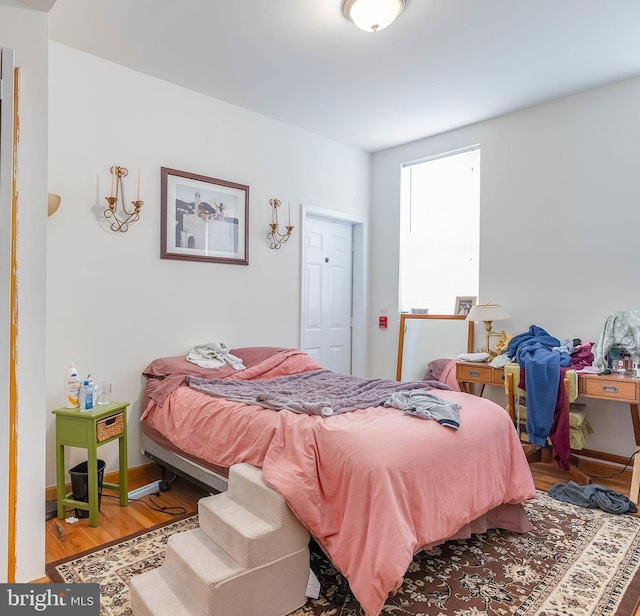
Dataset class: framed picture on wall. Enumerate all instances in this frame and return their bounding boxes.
[454,296,477,316]
[160,167,249,265]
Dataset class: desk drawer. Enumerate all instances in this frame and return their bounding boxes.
[456,363,492,383]
[580,377,639,403]
[96,413,124,442]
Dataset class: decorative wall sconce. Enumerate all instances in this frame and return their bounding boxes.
[104,166,143,232]
[47,193,61,217]
[267,198,294,250]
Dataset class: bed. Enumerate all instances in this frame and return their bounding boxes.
[140,346,536,616]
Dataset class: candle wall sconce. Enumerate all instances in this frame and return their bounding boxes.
[104,166,143,233]
[267,198,294,250]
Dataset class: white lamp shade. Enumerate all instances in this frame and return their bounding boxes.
[342,0,407,32]
[466,303,510,322]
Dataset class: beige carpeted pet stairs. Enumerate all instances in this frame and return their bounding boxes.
[130,463,311,616]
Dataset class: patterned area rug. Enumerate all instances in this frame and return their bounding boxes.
[46,491,640,616]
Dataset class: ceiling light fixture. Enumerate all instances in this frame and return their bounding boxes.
[342,0,407,32]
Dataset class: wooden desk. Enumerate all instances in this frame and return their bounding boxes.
[576,373,640,504]
[457,363,640,504]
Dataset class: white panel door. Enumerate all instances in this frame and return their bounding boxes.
[302,217,353,374]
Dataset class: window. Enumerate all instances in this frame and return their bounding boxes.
[400,146,480,314]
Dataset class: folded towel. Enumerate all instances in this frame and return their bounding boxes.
[186,342,246,370]
[457,352,490,362]
[548,480,637,514]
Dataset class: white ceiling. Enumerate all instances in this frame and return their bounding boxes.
[48,0,640,153]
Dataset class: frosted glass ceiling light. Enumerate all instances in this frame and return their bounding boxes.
[342,0,407,33]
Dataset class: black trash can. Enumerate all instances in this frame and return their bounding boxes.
[69,459,106,518]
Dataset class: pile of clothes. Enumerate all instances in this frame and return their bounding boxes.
[592,309,640,371]
[504,364,593,452]
[505,325,595,470]
[186,342,246,370]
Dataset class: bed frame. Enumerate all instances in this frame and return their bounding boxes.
[141,432,352,605]
[141,431,229,494]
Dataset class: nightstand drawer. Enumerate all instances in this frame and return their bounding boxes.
[492,369,506,385]
[97,413,124,442]
[456,363,492,383]
[580,377,640,402]
[57,415,92,447]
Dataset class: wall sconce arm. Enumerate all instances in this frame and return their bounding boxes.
[267,198,294,249]
[103,166,143,233]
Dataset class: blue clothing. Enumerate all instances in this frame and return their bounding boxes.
[507,325,566,360]
[507,325,571,446]
[549,481,638,514]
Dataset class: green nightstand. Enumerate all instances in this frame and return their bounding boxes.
[52,401,129,527]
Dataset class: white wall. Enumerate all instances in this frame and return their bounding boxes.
[370,76,640,459]
[46,43,370,486]
[0,0,48,583]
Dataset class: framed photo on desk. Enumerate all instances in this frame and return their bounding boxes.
[455,296,476,316]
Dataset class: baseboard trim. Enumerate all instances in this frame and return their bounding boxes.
[45,462,161,502]
[574,448,634,468]
[571,455,633,480]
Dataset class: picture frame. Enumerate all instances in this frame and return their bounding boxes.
[454,296,477,316]
[161,167,249,265]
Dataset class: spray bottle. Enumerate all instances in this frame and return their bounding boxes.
[79,374,94,411]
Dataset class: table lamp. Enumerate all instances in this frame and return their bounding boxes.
[466,303,510,357]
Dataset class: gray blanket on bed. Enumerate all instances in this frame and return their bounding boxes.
[187,369,452,417]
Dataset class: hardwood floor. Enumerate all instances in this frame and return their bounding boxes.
[529,456,636,498]
[45,465,208,563]
[43,460,640,614]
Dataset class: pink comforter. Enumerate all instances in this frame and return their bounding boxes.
[142,350,536,616]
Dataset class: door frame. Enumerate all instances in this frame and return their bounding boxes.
[0,47,16,582]
[300,205,368,377]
